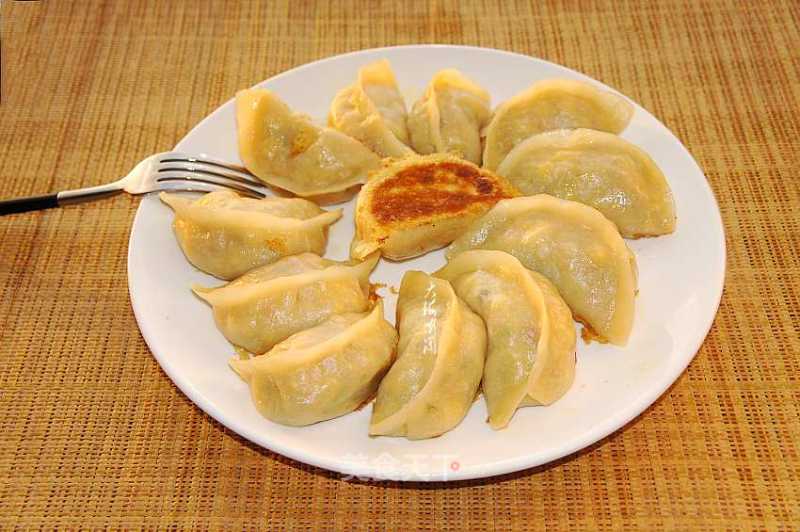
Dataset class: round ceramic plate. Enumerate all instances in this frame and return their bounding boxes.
[128,45,725,481]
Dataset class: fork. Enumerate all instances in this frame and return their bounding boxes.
[0,152,269,215]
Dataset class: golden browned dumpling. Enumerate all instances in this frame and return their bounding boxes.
[351,154,518,260]
[237,88,380,198]
[483,79,634,170]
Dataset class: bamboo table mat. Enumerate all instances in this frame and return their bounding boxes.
[1,0,798,529]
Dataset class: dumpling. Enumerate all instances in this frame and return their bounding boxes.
[447,195,638,345]
[237,88,381,198]
[328,60,414,158]
[482,79,634,170]
[193,252,378,354]
[369,271,486,439]
[496,129,676,237]
[434,250,576,429]
[160,190,342,280]
[230,302,397,426]
[351,154,518,260]
[407,69,491,164]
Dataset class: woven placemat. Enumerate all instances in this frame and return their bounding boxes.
[1,0,798,528]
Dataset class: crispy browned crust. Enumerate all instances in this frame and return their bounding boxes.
[575,315,609,345]
[354,391,377,412]
[367,156,518,228]
[367,282,384,306]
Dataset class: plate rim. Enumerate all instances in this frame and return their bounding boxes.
[128,44,727,482]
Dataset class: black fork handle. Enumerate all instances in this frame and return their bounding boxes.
[0,183,124,216]
[0,193,60,215]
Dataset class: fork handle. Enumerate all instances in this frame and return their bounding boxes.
[0,182,124,216]
[0,193,60,215]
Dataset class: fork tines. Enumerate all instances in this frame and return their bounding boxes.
[155,152,267,198]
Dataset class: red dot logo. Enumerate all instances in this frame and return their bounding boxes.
[450,461,460,471]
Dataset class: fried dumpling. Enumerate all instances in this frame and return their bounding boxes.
[160,191,342,280]
[237,88,381,198]
[230,302,397,426]
[447,195,638,345]
[496,129,676,237]
[435,251,575,429]
[351,154,518,260]
[482,79,634,170]
[193,252,378,354]
[407,69,491,164]
[369,271,486,439]
[328,60,414,158]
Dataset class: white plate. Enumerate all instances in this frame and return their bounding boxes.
[128,45,725,482]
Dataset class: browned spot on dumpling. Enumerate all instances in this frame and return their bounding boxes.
[264,238,287,254]
[371,161,515,224]
[367,283,384,307]
[576,316,609,345]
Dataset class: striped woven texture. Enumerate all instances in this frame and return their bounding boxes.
[1,0,798,529]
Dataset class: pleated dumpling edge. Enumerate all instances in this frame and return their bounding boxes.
[328,59,414,158]
[160,190,342,280]
[407,68,491,165]
[229,301,398,427]
[482,78,634,171]
[369,271,486,439]
[447,195,638,346]
[236,88,381,198]
[495,128,676,238]
[434,250,576,429]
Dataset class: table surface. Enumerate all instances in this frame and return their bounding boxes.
[1,0,798,529]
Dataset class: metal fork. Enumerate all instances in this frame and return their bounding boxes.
[0,151,269,216]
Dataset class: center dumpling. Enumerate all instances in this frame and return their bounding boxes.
[351,153,519,261]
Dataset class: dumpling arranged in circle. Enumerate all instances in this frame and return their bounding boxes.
[193,252,378,355]
[328,59,414,158]
[435,250,576,430]
[482,78,634,170]
[496,129,676,237]
[160,190,342,280]
[231,302,397,427]
[407,69,491,164]
[236,88,380,198]
[369,271,486,439]
[447,195,638,345]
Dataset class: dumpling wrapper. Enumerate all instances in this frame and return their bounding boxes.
[370,271,486,439]
[193,252,378,354]
[435,250,576,429]
[160,190,341,280]
[230,302,397,427]
[237,88,381,198]
[496,129,676,237]
[482,78,634,170]
[447,195,638,345]
[407,69,491,164]
[328,59,414,158]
